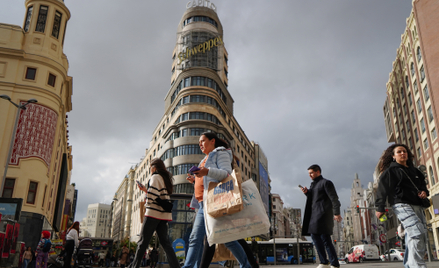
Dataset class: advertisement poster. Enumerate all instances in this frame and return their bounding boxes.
[276,247,288,263]
[172,238,185,262]
[3,224,13,258]
[18,242,25,268]
[11,223,19,254]
[0,233,4,258]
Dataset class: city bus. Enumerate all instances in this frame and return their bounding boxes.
[250,238,315,265]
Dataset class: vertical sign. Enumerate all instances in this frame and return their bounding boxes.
[11,223,20,254]
[2,224,13,258]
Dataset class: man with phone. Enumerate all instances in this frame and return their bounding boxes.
[301,164,341,268]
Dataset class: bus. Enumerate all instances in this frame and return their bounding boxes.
[250,238,315,265]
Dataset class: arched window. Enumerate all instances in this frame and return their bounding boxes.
[417,47,422,62]
[411,62,415,76]
[429,166,435,186]
[400,88,405,99]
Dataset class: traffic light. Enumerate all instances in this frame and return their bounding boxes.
[333,240,337,245]
[356,205,360,213]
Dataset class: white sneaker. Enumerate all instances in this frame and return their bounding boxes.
[316,264,329,268]
[330,266,340,268]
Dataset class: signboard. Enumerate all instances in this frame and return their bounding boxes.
[259,162,270,213]
[172,238,185,262]
[379,234,387,243]
[11,223,19,254]
[0,198,23,221]
[2,224,13,258]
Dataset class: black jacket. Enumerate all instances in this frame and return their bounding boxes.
[301,176,341,236]
[375,162,429,212]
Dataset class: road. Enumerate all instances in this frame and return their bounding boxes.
[256,261,439,268]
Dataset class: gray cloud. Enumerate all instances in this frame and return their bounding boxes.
[1,0,412,222]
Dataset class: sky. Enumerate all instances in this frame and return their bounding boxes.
[1,0,414,223]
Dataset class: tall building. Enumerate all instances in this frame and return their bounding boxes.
[382,0,439,253]
[111,2,271,244]
[0,0,73,248]
[83,203,112,238]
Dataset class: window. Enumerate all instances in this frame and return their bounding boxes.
[408,92,412,106]
[400,87,405,99]
[27,181,38,204]
[411,62,415,76]
[431,128,437,140]
[430,166,435,186]
[51,11,62,38]
[421,118,426,133]
[414,128,419,142]
[423,85,430,102]
[2,178,15,198]
[413,80,418,94]
[417,99,422,114]
[406,120,410,132]
[35,5,48,32]
[417,147,422,158]
[405,76,409,89]
[24,6,33,32]
[411,110,416,124]
[48,73,56,87]
[25,67,37,80]
[427,106,433,122]
[424,138,429,149]
[403,104,407,115]
[417,47,422,62]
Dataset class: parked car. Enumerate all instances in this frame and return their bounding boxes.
[380,248,404,261]
[344,244,380,263]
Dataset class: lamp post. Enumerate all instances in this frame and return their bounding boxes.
[0,95,37,196]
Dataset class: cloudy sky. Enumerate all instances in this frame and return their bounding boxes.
[2,0,413,222]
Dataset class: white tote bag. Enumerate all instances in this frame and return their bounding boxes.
[204,180,270,246]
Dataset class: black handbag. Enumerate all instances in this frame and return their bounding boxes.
[399,168,431,208]
[155,197,173,212]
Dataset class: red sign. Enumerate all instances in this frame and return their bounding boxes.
[379,234,387,243]
[101,241,108,246]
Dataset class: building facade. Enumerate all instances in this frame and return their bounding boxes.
[82,203,112,238]
[382,0,439,253]
[0,0,73,248]
[110,2,272,246]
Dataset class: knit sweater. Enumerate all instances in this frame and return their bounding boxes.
[144,173,172,221]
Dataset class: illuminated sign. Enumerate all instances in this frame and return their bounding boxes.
[178,36,223,65]
[186,0,216,12]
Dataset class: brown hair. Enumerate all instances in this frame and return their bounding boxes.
[150,158,174,194]
[68,221,80,234]
[379,143,414,172]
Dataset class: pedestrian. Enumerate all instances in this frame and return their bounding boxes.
[301,164,341,268]
[149,247,158,268]
[22,246,33,268]
[119,245,129,268]
[105,251,111,267]
[182,132,252,268]
[36,231,52,268]
[111,253,117,267]
[127,158,179,268]
[64,222,79,268]
[251,238,259,263]
[375,143,429,268]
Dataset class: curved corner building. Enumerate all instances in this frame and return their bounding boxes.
[123,3,271,246]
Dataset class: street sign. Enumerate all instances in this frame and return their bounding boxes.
[379,234,387,243]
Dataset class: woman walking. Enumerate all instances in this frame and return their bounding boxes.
[127,158,179,268]
[64,222,79,268]
[22,247,32,268]
[376,143,429,268]
[182,132,251,268]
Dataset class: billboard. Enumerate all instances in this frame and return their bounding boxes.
[259,162,269,214]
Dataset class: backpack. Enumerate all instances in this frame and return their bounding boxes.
[42,239,52,253]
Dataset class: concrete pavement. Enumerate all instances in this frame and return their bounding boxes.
[257,260,439,268]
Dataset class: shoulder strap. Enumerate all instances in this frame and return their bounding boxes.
[399,168,420,192]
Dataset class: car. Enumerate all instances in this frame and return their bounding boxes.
[344,244,380,263]
[380,248,404,261]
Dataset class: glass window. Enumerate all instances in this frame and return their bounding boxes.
[431,128,437,140]
[417,99,422,114]
[423,85,429,102]
[411,62,415,76]
[413,80,418,94]
[406,120,410,132]
[420,65,425,82]
[417,147,422,158]
[417,47,422,62]
[2,178,15,198]
[25,67,37,80]
[405,76,409,89]
[35,5,48,33]
[427,106,433,122]
[421,118,426,133]
[424,138,429,149]
[51,11,62,39]
[408,92,412,106]
[48,73,56,87]
[411,110,416,124]
[430,166,435,186]
[27,181,38,204]
[415,128,419,142]
[24,6,33,32]
[400,87,405,99]
[181,129,188,137]
[184,77,190,87]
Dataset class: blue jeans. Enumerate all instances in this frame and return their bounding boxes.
[311,233,339,267]
[22,259,30,268]
[393,203,427,268]
[182,201,251,268]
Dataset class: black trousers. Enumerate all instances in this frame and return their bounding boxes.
[63,240,75,268]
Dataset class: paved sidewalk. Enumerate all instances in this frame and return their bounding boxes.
[257,260,439,268]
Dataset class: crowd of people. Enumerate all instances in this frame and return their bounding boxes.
[20,140,430,268]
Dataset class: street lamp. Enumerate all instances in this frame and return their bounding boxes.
[0,95,38,196]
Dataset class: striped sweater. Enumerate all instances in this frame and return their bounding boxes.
[144,173,172,221]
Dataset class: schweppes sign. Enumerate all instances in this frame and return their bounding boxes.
[177,36,223,65]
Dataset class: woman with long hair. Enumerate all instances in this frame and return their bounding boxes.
[22,246,32,268]
[375,143,429,268]
[64,221,79,268]
[128,158,179,268]
[182,132,251,268]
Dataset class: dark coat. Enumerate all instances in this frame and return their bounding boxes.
[302,176,341,236]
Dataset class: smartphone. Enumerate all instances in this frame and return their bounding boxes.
[298,185,303,189]
[189,166,201,174]
[136,180,144,188]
